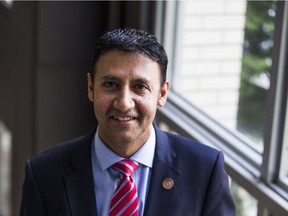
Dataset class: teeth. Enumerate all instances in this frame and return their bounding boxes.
[113,116,134,121]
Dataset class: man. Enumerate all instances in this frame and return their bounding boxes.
[20,28,236,215]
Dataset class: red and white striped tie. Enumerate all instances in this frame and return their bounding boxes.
[109,159,139,216]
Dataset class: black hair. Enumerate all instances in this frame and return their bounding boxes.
[90,28,168,86]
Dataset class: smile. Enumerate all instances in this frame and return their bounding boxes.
[112,116,136,121]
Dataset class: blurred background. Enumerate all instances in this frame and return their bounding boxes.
[0,1,287,215]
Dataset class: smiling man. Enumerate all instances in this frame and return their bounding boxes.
[87,50,168,158]
[20,28,236,216]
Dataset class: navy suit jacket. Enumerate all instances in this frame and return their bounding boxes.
[20,126,235,216]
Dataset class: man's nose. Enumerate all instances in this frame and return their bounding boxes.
[113,87,135,112]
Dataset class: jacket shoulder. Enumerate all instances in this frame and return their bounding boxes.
[154,125,223,177]
[161,129,220,158]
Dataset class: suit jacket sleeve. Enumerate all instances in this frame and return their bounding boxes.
[20,160,46,216]
[202,152,235,216]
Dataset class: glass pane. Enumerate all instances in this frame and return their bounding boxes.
[279,94,288,188]
[171,0,276,153]
[230,179,258,216]
[0,121,12,216]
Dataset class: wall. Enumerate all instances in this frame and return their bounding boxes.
[0,1,108,215]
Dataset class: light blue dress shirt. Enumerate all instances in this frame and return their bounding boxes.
[91,126,156,216]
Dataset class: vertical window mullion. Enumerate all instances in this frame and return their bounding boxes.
[261,1,288,184]
[161,0,178,84]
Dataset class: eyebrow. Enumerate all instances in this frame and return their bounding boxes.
[133,77,150,85]
[101,75,151,85]
[102,75,121,82]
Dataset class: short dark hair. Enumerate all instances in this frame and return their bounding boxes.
[90,28,168,86]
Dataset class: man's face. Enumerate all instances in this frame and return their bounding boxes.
[87,51,169,155]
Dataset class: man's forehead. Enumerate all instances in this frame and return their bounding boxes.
[100,74,152,84]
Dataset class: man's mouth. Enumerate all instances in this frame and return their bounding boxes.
[112,116,136,121]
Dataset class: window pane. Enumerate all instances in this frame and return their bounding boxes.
[231,179,258,216]
[171,0,276,153]
[279,94,288,188]
[0,121,12,216]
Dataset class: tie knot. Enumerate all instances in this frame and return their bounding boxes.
[113,159,138,177]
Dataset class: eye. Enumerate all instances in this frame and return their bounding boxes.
[102,81,119,90]
[133,83,151,92]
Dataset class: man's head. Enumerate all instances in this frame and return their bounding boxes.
[87,28,169,157]
[90,28,168,86]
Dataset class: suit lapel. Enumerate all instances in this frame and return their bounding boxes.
[63,129,98,216]
[144,126,180,215]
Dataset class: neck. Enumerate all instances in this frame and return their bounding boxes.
[99,126,152,158]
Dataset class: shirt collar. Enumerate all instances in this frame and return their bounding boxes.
[94,125,156,171]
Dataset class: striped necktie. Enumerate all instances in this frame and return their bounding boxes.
[109,159,139,216]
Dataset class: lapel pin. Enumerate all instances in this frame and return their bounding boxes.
[162,178,174,190]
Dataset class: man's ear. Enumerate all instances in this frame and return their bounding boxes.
[157,81,170,107]
[87,73,94,102]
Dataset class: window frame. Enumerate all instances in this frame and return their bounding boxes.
[155,1,288,215]
[261,0,288,195]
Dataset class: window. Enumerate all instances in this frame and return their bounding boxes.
[231,179,258,216]
[279,94,288,190]
[0,0,13,9]
[168,0,276,153]
[0,121,12,216]
[155,0,288,215]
